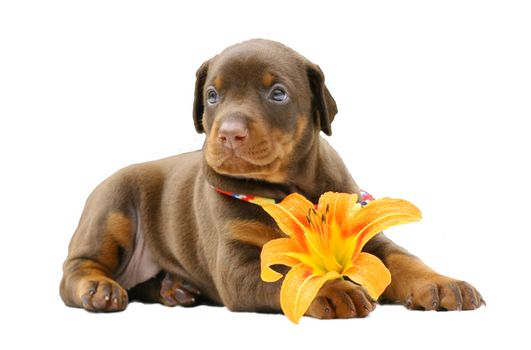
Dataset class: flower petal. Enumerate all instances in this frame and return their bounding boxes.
[286,252,327,275]
[260,238,302,282]
[261,193,314,251]
[318,191,360,228]
[343,252,391,301]
[315,192,361,271]
[344,198,422,260]
[280,264,341,323]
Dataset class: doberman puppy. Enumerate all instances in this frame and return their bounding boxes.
[60,39,484,318]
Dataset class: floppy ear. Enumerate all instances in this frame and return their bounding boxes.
[192,60,209,133]
[307,64,338,136]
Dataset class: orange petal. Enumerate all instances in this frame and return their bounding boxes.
[343,252,391,300]
[286,252,327,275]
[318,192,360,228]
[261,193,314,251]
[260,238,302,282]
[280,264,341,323]
[317,192,362,269]
[345,198,422,257]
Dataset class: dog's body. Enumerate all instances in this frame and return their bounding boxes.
[60,39,483,317]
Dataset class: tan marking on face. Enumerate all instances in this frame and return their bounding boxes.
[205,112,309,183]
[214,76,223,90]
[262,72,275,88]
[293,114,308,145]
[206,114,285,182]
[229,220,283,248]
[264,114,308,182]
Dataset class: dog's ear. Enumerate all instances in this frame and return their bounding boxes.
[307,64,337,136]
[192,60,209,133]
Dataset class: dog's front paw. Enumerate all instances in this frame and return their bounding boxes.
[405,276,485,311]
[160,273,201,307]
[79,276,128,312]
[306,279,376,319]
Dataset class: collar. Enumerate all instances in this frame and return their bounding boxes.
[213,186,375,207]
[213,186,279,206]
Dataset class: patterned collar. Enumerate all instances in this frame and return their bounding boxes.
[213,186,278,206]
[213,186,375,207]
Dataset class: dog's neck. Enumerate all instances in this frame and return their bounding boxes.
[201,157,296,202]
[201,137,358,203]
[284,136,359,201]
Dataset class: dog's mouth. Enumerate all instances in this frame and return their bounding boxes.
[206,140,277,170]
[205,137,289,182]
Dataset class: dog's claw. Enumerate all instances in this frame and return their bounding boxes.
[180,281,201,295]
[402,278,482,311]
[79,278,128,312]
[405,295,413,309]
[307,280,376,319]
[160,273,201,307]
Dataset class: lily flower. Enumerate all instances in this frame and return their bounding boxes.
[260,192,421,323]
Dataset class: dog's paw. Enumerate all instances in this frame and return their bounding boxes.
[306,279,376,319]
[79,277,128,312]
[405,276,485,311]
[160,273,201,307]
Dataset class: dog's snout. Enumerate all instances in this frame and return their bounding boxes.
[218,119,249,149]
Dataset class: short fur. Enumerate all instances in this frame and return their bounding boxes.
[60,39,483,317]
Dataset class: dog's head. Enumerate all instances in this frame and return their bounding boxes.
[193,39,337,183]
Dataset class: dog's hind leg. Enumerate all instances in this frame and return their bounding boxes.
[128,271,201,307]
[60,208,135,312]
[59,169,144,312]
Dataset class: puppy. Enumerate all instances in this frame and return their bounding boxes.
[60,39,483,317]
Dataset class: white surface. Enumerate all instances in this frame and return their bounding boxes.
[1,1,529,349]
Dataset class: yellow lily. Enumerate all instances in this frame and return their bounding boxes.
[260,192,421,323]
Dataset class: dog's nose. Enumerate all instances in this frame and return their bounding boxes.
[218,120,248,149]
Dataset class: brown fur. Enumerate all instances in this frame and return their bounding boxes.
[60,39,483,317]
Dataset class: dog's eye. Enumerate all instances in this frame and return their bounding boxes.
[268,85,288,102]
[207,88,219,105]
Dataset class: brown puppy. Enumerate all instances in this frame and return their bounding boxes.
[60,39,484,317]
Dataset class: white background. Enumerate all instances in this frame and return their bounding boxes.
[1,1,529,349]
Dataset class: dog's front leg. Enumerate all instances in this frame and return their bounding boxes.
[214,219,283,313]
[215,240,282,313]
[364,233,485,311]
[215,221,376,318]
